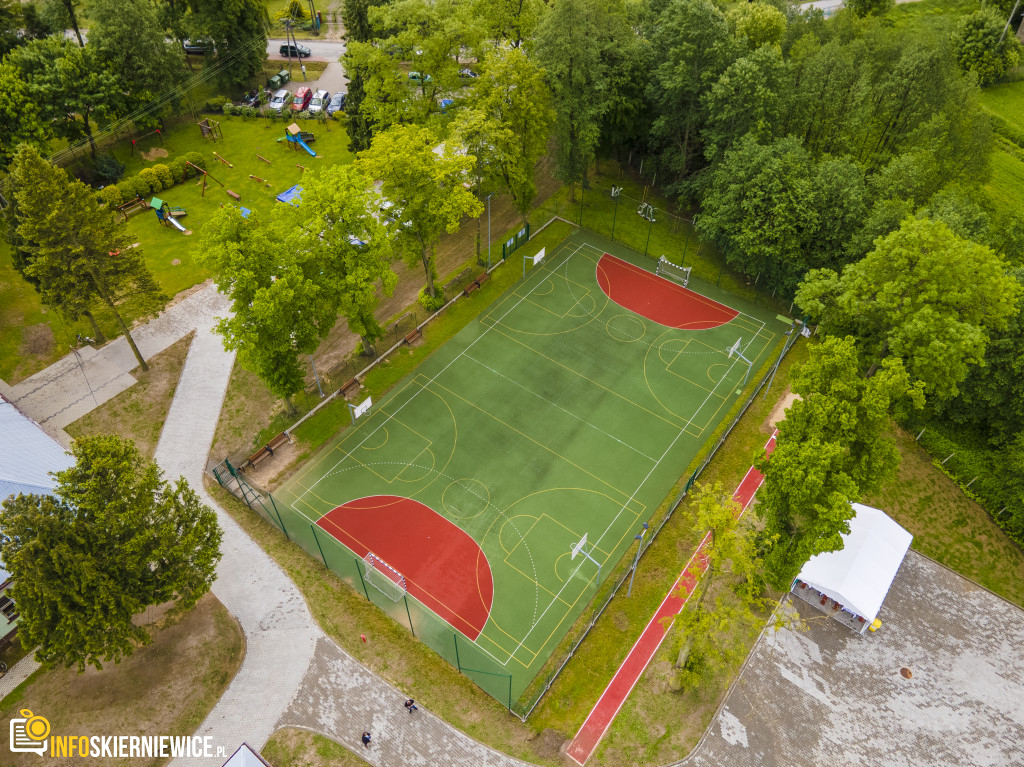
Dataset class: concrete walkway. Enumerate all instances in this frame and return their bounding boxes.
[0,653,40,700]
[0,283,228,443]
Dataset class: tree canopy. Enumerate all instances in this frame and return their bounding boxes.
[0,435,221,671]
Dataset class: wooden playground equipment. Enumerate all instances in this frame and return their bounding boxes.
[183,159,224,198]
[116,195,150,220]
[130,128,163,157]
[151,197,192,235]
[256,153,272,165]
[197,118,223,142]
[213,151,233,168]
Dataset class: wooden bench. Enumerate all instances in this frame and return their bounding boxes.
[405,328,423,344]
[476,271,490,286]
[340,378,361,398]
[227,189,241,201]
[463,281,480,296]
[247,432,290,469]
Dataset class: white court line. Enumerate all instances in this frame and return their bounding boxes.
[292,242,588,512]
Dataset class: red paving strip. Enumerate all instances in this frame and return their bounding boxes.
[566,431,778,765]
[317,495,493,640]
[595,253,739,330]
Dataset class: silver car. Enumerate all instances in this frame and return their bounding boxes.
[308,89,331,114]
[267,89,290,112]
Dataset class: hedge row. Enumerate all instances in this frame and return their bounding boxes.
[916,425,1024,547]
[222,103,342,121]
[99,152,207,209]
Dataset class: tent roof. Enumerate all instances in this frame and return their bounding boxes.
[796,503,912,623]
[221,743,272,767]
[275,185,303,206]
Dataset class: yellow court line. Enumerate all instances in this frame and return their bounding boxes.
[426,379,633,501]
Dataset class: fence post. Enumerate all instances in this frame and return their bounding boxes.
[453,633,461,671]
[355,557,371,600]
[212,467,225,486]
[508,673,513,712]
[269,494,290,539]
[404,593,415,636]
[611,192,619,240]
[644,215,654,257]
[310,524,329,567]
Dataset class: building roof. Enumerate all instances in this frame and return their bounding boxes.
[0,396,75,580]
[221,743,272,767]
[796,503,913,623]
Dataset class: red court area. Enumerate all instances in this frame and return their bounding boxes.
[595,253,738,330]
[317,495,493,640]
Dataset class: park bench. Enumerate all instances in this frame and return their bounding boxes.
[226,189,241,201]
[340,378,361,399]
[463,281,480,296]
[246,432,290,469]
[405,327,423,344]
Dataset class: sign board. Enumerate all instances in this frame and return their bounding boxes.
[571,533,588,560]
[353,396,372,419]
[533,247,546,266]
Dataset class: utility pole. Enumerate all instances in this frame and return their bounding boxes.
[285,20,294,79]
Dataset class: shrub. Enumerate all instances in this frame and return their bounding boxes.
[168,158,186,182]
[184,152,206,171]
[99,184,124,208]
[223,103,235,116]
[138,167,161,194]
[123,175,151,200]
[152,163,175,190]
[297,109,312,121]
[418,287,446,312]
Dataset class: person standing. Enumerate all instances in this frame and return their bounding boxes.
[361,732,372,748]
[404,699,418,714]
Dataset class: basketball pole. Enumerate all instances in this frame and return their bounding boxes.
[627,522,649,597]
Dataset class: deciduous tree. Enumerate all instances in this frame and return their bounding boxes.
[0,63,49,171]
[950,8,1020,86]
[0,435,221,671]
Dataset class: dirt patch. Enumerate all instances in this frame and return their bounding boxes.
[529,728,568,761]
[0,593,244,767]
[65,332,194,459]
[171,259,181,266]
[210,362,284,463]
[141,147,169,161]
[18,323,55,358]
[765,387,801,431]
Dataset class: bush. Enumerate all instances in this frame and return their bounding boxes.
[223,103,235,116]
[418,287,446,312]
[184,152,206,171]
[99,184,124,208]
[94,153,125,183]
[152,163,174,190]
[168,158,186,182]
[138,167,161,194]
[121,175,151,200]
[296,109,312,121]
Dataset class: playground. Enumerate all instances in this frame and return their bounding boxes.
[271,230,785,707]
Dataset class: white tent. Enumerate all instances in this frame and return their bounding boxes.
[220,743,272,767]
[796,503,912,625]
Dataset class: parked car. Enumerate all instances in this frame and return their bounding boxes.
[408,71,433,85]
[326,91,347,116]
[291,86,313,111]
[267,89,291,112]
[242,87,271,107]
[279,42,312,58]
[183,39,213,55]
[308,89,331,113]
[458,68,478,79]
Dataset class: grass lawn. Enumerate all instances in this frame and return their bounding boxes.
[982,143,1024,216]
[0,593,244,766]
[262,729,370,767]
[866,427,1024,608]
[65,332,194,459]
[887,0,977,36]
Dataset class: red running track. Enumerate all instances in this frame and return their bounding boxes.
[566,431,778,765]
[317,495,493,640]
[595,253,739,330]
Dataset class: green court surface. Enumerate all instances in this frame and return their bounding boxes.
[272,229,784,706]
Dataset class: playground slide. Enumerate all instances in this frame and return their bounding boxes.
[296,137,317,157]
[167,216,188,233]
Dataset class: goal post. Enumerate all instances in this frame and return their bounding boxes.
[362,552,408,602]
[656,256,691,288]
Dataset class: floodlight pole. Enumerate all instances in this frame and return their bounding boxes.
[627,522,649,597]
[487,194,492,269]
[309,354,324,398]
[644,215,654,257]
[348,402,357,425]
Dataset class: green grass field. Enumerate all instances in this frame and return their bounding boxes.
[271,229,784,706]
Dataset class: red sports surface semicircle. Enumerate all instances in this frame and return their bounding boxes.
[596,253,738,330]
[317,495,493,640]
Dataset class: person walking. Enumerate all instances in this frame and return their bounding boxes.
[404,699,418,714]
[361,732,372,748]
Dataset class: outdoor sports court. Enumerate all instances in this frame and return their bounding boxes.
[274,229,784,705]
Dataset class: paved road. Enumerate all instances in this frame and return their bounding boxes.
[267,38,345,61]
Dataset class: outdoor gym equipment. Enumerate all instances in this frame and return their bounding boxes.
[213,151,233,168]
[182,159,224,197]
[130,128,163,157]
[151,197,191,235]
[279,123,317,157]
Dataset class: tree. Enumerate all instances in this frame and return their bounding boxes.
[10,146,163,370]
[534,0,611,201]
[358,124,482,305]
[796,217,1022,399]
[0,62,49,171]
[0,435,221,671]
[950,8,1021,86]
[465,47,554,223]
[756,336,924,587]
[727,1,787,49]
[87,0,186,118]
[664,483,775,691]
[9,37,124,158]
[474,0,547,48]
[198,165,396,405]
[845,0,894,17]
[0,0,22,57]
[342,0,389,43]
[187,0,268,89]
[646,0,739,192]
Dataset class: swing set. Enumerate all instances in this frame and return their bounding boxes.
[183,159,225,197]
[130,128,163,158]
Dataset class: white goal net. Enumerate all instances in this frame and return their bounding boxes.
[362,552,408,602]
[656,256,691,288]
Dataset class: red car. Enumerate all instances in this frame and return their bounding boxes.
[291,87,312,111]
